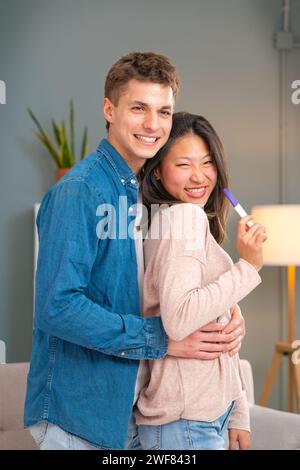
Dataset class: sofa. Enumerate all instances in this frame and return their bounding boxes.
[0,361,299,450]
[0,363,38,450]
[241,359,300,450]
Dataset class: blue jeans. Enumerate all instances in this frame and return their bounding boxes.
[29,423,99,450]
[124,414,143,450]
[138,402,235,450]
[30,413,143,450]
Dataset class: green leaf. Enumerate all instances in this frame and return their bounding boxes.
[61,139,70,168]
[29,102,88,168]
[59,123,68,168]
[69,100,75,160]
[28,108,48,138]
[61,122,74,167]
[51,118,61,147]
[29,108,62,167]
[35,131,62,167]
[80,127,88,160]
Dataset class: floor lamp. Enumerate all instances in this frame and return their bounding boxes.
[252,205,300,413]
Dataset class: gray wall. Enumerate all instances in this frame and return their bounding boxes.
[0,0,299,410]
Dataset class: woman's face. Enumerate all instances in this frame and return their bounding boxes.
[155,134,218,205]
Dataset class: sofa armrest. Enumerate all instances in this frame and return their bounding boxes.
[250,404,300,450]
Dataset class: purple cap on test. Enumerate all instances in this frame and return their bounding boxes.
[223,188,239,207]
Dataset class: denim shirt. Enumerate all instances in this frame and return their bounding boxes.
[24,139,168,449]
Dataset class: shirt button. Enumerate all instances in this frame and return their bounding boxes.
[121,178,125,184]
[129,207,134,213]
[130,178,136,185]
[120,351,125,356]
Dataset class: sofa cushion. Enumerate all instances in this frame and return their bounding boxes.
[0,430,38,450]
[250,404,300,450]
[0,363,29,430]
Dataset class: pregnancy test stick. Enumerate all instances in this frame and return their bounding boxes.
[223,188,254,227]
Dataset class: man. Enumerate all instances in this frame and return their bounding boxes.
[24,52,245,450]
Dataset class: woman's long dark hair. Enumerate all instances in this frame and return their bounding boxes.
[141,112,229,244]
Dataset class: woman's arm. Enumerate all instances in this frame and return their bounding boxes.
[155,204,261,341]
[159,256,259,341]
[228,358,251,449]
[167,305,245,359]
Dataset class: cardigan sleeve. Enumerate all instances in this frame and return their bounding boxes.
[228,359,251,432]
[228,393,250,432]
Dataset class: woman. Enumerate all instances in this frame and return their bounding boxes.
[135,112,267,450]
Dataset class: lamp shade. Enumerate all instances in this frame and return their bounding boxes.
[251,205,300,266]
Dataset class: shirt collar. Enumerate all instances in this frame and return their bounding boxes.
[97,138,138,188]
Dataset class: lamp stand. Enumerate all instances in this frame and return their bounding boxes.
[259,265,300,412]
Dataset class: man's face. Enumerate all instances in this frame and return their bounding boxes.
[103,79,174,173]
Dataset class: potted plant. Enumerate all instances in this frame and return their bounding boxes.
[28,100,88,180]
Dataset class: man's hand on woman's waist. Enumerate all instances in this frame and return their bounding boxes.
[167,304,245,360]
